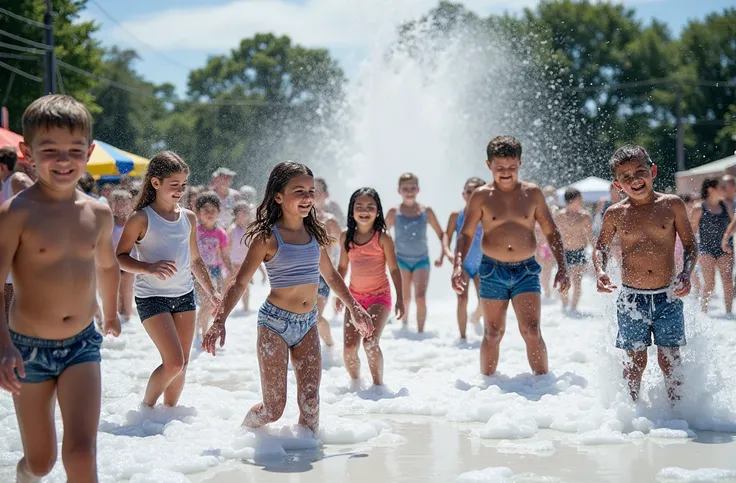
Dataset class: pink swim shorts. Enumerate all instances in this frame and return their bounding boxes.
[350,289,392,311]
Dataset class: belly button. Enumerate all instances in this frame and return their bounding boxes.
[508,245,513,251]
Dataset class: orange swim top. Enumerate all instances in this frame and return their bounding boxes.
[348,231,390,294]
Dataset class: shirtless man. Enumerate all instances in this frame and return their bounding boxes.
[555,188,594,316]
[452,135,570,376]
[0,94,121,482]
[594,145,696,402]
[0,147,33,320]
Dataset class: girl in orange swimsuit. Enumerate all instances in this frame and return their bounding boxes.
[336,188,405,386]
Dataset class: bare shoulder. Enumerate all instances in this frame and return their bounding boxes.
[183,208,197,224]
[520,181,543,197]
[378,231,394,246]
[339,228,348,242]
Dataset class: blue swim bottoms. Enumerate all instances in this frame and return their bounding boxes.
[464,261,481,279]
[11,323,102,384]
[479,256,541,300]
[257,300,317,348]
[397,256,431,273]
[318,275,331,298]
[616,286,686,351]
[135,290,196,322]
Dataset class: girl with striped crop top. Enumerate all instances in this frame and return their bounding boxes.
[337,188,404,387]
[202,161,374,434]
[117,152,221,408]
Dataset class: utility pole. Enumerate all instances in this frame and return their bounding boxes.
[43,0,56,94]
[675,85,685,172]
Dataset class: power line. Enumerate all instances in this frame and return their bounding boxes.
[57,59,155,95]
[0,28,51,51]
[0,6,49,29]
[0,40,44,54]
[0,59,42,82]
[88,0,194,71]
[0,53,37,61]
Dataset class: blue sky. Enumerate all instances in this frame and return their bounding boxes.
[82,0,735,94]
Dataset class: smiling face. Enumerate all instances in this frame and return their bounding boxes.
[613,158,657,201]
[353,193,378,227]
[487,156,521,189]
[398,180,419,202]
[151,171,188,206]
[276,173,315,218]
[20,126,94,191]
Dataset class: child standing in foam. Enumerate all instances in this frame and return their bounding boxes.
[110,189,136,323]
[194,191,232,341]
[228,201,266,313]
[439,177,485,340]
[386,173,445,333]
[202,161,373,434]
[336,188,404,386]
[117,152,220,408]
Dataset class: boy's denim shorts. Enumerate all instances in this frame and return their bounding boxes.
[257,300,317,348]
[479,256,542,300]
[11,323,102,384]
[135,291,196,322]
[616,286,686,351]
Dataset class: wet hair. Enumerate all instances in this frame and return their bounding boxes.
[0,146,18,171]
[77,172,96,194]
[487,135,522,160]
[233,200,251,216]
[345,188,386,252]
[110,189,132,203]
[564,188,582,204]
[22,94,92,144]
[465,177,485,189]
[134,151,189,211]
[701,177,721,201]
[195,191,221,211]
[609,144,653,174]
[398,172,418,187]
[243,161,329,247]
[678,193,693,203]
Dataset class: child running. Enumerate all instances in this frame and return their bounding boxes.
[117,152,220,408]
[386,173,444,332]
[452,136,569,376]
[0,94,121,482]
[110,189,136,323]
[439,177,485,340]
[228,201,266,313]
[336,188,404,386]
[194,191,233,341]
[202,161,373,434]
[594,145,696,402]
[555,188,594,316]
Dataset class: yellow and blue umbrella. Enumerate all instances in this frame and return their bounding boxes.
[87,140,149,180]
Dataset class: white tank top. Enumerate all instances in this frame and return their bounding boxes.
[134,206,194,298]
[229,224,248,265]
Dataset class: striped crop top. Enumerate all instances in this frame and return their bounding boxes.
[265,225,321,288]
[348,231,390,294]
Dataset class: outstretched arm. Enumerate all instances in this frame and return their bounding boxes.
[0,201,25,392]
[380,233,404,319]
[386,208,397,231]
[673,198,698,289]
[320,248,374,337]
[535,189,569,292]
[453,191,483,293]
[188,212,218,302]
[441,212,459,262]
[592,209,618,293]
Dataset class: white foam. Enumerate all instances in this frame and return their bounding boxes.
[496,440,556,456]
[457,467,514,482]
[656,467,736,482]
[477,413,539,440]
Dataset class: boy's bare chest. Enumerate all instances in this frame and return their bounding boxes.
[484,193,535,223]
[20,207,100,259]
[617,207,675,244]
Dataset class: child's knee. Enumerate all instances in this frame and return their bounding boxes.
[363,336,381,352]
[484,325,505,342]
[164,355,186,376]
[262,397,287,422]
[22,452,57,477]
[298,385,320,415]
[519,321,542,341]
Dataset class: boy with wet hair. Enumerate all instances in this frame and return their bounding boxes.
[594,144,697,402]
[453,135,569,376]
[0,94,121,482]
[555,188,594,316]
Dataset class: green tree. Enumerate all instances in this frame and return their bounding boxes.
[0,0,104,132]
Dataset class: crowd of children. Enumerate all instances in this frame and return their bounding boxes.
[0,93,721,481]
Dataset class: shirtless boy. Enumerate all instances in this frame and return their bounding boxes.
[452,136,569,376]
[0,95,121,482]
[555,188,594,316]
[594,145,696,402]
[1,147,33,320]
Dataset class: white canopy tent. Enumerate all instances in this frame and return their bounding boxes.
[557,176,612,204]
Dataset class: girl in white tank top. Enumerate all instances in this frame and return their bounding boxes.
[116,152,221,408]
